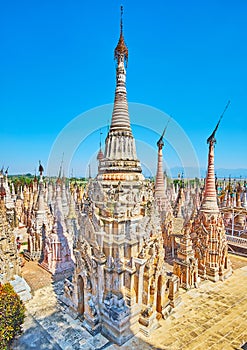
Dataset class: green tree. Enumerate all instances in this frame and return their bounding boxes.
[0,283,25,349]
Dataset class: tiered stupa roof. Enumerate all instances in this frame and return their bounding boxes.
[97,7,143,180]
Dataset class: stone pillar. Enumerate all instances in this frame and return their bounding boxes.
[135,258,146,305]
[168,275,181,308]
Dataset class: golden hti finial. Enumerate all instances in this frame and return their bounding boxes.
[114,6,128,66]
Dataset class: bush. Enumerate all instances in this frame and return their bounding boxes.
[0,283,25,350]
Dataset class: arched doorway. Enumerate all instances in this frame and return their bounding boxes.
[156,275,162,313]
[78,276,84,316]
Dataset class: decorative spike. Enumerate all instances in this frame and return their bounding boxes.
[120,5,123,35]
[207,100,230,144]
[157,119,170,147]
[100,129,102,149]
[114,6,128,66]
[88,164,91,179]
[97,6,143,178]
[39,160,44,176]
[155,128,166,203]
[58,153,64,178]
[201,126,219,212]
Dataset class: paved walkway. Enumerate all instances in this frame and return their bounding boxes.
[12,255,247,350]
[21,260,52,291]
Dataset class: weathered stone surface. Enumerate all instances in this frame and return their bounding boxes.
[12,255,247,350]
[0,194,21,284]
[62,13,180,345]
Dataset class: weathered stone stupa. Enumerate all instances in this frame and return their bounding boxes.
[0,175,31,301]
[0,176,21,283]
[190,112,232,282]
[154,128,167,211]
[64,7,180,345]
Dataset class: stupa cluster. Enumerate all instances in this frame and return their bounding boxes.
[0,165,78,281]
[0,7,239,346]
[0,170,32,300]
[217,178,247,238]
[0,172,21,283]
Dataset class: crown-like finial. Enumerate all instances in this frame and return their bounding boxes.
[39,160,44,176]
[114,6,128,66]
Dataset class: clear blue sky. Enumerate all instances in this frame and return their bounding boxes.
[1,0,246,177]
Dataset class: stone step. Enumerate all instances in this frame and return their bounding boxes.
[10,275,32,301]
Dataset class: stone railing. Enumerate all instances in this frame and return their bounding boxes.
[226,235,247,247]
[225,228,247,237]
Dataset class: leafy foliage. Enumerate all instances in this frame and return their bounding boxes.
[0,283,25,350]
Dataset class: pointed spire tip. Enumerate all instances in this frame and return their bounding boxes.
[120,5,123,34]
[157,118,170,147]
[207,100,230,144]
[114,5,128,66]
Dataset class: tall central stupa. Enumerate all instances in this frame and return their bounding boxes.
[97,6,143,181]
[67,7,180,345]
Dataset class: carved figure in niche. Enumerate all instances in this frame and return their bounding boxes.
[114,202,125,217]
[108,186,115,201]
[132,203,140,216]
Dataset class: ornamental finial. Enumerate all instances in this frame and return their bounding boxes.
[120,5,123,35]
[157,119,170,148]
[39,160,44,176]
[207,100,230,144]
[114,6,128,66]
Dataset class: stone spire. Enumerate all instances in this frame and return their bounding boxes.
[110,6,129,132]
[37,162,45,212]
[200,127,219,213]
[39,160,44,182]
[190,103,232,282]
[98,6,143,179]
[155,125,168,205]
[4,167,14,210]
[201,101,230,213]
[97,131,104,163]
